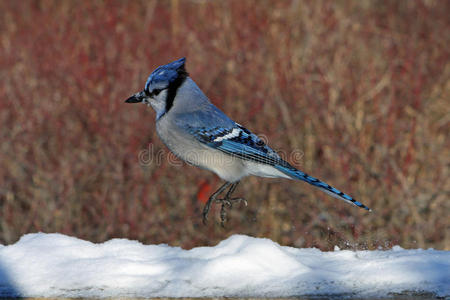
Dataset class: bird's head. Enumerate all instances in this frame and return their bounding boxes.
[125,57,189,119]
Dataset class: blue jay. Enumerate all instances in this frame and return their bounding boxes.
[125,58,371,225]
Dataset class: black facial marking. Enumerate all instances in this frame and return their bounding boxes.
[165,67,189,113]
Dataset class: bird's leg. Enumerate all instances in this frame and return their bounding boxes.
[221,181,247,208]
[218,181,247,226]
[202,182,232,224]
[200,181,247,226]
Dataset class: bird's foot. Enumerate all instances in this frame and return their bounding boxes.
[217,198,247,227]
[202,197,247,226]
[202,181,246,226]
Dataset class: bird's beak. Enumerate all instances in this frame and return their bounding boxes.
[125,91,146,103]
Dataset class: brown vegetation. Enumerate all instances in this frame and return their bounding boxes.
[0,0,449,250]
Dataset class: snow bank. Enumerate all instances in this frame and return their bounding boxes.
[0,233,448,298]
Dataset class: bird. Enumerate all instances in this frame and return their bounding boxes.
[125,57,371,225]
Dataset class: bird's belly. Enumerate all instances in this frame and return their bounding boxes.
[244,160,291,179]
[156,120,247,182]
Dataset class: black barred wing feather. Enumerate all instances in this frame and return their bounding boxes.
[185,123,286,167]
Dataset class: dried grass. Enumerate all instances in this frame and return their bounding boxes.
[0,0,449,250]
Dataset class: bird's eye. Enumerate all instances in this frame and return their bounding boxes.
[152,89,162,96]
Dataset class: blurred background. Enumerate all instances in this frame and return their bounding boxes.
[0,0,448,250]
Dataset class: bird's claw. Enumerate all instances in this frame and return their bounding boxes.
[201,182,246,226]
[216,197,247,226]
[217,197,247,208]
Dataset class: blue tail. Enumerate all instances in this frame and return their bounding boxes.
[274,164,371,211]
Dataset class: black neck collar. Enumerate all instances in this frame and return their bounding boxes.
[165,70,188,113]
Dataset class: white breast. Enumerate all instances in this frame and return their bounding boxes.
[156,116,248,182]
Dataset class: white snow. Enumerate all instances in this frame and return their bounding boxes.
[0,233,448,298]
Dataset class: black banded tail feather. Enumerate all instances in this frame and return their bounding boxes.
[274,164,371,211]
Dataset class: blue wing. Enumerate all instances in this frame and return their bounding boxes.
[184,122,286,167]
[173,106,284,166]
